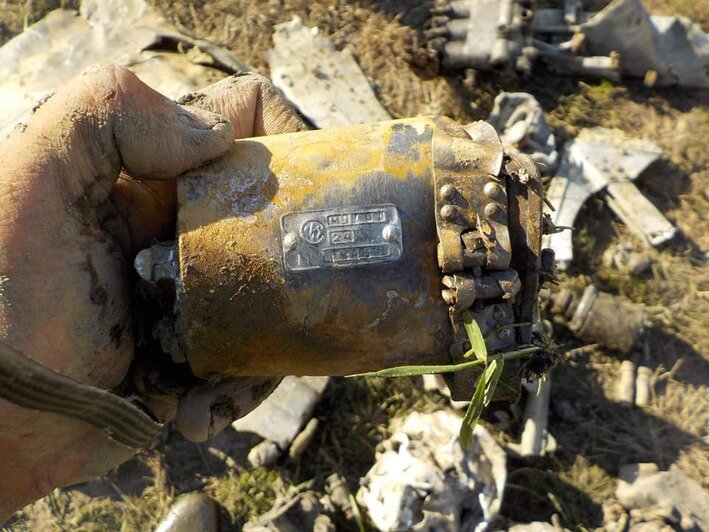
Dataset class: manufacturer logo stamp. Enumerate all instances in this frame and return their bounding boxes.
[301,220,325,244]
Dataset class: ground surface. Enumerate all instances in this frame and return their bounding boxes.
[1,0,707,530]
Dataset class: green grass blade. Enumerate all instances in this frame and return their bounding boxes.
[348,346,540,378]
[460,369,486,447]
[483,356,505,406]
[462,310,488,361]
[349,359,485,378]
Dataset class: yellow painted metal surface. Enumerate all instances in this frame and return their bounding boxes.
[175,117,509,378]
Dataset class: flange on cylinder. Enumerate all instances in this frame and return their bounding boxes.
[136,116,553,401]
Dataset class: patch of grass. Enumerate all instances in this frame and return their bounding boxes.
[206,468,290,528]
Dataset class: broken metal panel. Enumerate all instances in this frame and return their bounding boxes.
[0,2,161,136]
[0,0,254,138]
[544,128,674,269]
[231,376,329,451]
[581,0,709,88]
[605,180,678,247]
[267,16,391,129]
[538,51,621,81]
[543,175,588,270]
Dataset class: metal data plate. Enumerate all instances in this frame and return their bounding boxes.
[281,204,402,271]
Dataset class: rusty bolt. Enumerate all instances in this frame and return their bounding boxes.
[440,204,457,221]
[439,184,457,201]
[484,181,506,203]
[484,203,500,217]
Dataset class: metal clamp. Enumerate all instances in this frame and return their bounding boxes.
[433,126,548,401]
[433,121,511,273]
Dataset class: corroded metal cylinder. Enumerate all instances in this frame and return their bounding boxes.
[551,285,647,353]
[157,117,545,381]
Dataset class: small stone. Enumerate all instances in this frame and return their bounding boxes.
[155,493,218,532]
[288,418,319,460]
[233,376,329,451]
[248,440,281,469]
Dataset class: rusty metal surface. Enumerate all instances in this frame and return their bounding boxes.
[176,118,452,378]
[445,152,545,401]
[568,286,647,353]
[434,120,509,274]
[173,117,547,385]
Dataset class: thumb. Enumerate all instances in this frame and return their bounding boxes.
[3,63,234,208]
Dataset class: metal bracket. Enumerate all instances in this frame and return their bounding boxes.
[434,121,511,273]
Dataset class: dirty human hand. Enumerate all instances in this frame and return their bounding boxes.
[0,64,306,516]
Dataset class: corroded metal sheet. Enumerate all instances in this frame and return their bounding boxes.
[281,204,402,271]
[267,16,392,128]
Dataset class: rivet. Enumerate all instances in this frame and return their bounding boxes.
[283,232,299,251]
[484,181,506,203]
[484,203,500,217]
[498,328,512,340]
[381,224,399,242]
[440,205,456,220]
[439,184,457,201]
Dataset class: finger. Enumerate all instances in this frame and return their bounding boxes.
[107,72,308,255]
[176,377,281,442]
[180,72,309,137]
[2,63,234,213]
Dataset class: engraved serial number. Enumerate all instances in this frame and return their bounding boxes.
[327,210,387,226]
[322,244,392,264]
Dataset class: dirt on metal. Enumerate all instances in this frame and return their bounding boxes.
[2,0,707,530]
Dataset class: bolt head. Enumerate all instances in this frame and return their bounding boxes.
[484,203,500,218]
[283,232,299,251]
[381,224,399,242]
[440,184,457,201]
[440,205,456,221]
[484,181,506,203]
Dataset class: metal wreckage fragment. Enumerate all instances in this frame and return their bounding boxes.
[427,0,538,75]
[544,127,677,270]
[136,117,557,402]
[426,0,708,87]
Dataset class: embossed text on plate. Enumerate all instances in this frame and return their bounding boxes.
[281,204,402,271]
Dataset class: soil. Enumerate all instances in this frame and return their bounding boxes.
[1,0,707,530]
